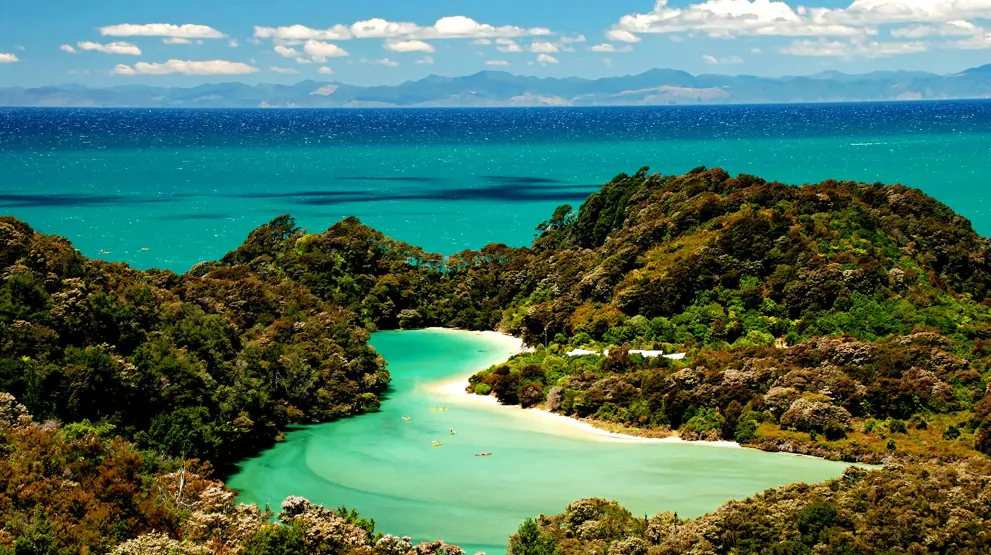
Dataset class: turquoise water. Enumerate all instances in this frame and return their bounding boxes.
[2,104,991,271]
[228,329,855,554]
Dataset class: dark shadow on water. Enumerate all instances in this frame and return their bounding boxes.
[0,193,178,208]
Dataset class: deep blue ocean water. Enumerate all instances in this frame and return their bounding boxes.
[2,102,990,272]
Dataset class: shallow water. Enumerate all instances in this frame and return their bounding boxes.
[228,329,855,554]
[2,103,991,272]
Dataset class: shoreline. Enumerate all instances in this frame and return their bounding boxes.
[427,328,739,448]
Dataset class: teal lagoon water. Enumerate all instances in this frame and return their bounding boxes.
[2,103,991,272]
[228,329,856,554]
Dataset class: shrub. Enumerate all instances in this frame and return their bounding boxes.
[474,383,491,396]
[734,420,758,443]
[887,419,907,434]
[943,424,961,440]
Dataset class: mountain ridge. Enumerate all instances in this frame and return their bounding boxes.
[4,66,991,107]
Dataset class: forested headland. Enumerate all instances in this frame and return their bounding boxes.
[2,166,990,553]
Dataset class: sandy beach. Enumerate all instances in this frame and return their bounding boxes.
[429,329,740,448]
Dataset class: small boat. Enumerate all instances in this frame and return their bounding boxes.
[99,249,110,254]
[432,441,442,447]
[474,452,492,457]
[402,416,410,421]
[449,429,456,435]
[140,248,150,251]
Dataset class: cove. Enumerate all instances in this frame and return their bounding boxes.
[228,329,855,554]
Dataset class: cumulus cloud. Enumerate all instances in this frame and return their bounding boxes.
[318,66,334,74]
[229,39,239,48]
[702,54,744,64]
[0,53,19,64]
[530,41,559,53]
[367,57,400,66]
[100,23,225,39]
[471,39,493,45]
[163,37,193,45]
[496,38,524,52]
[607,0,991,53]
[302,40,350,62]
[256,16,550,42]
[384,39,435,52]
[416,56,435,65]
[561,34,587,43]
[60,44,76,53]
[77,41,142,55]
[113,59,259,75]
[254,24,352,41]
[780,37,928,57]
[269,66,299,74]
[274,45,300,58]
[589,43,633,53]
[536,53,559,65]
[890,20,981,38]
[605,29,641,43]
[485,59,510,66]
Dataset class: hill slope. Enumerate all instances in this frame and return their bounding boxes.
[4,66,991,107]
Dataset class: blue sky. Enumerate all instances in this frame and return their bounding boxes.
[2,0,991,86]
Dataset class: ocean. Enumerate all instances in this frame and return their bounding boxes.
[2,101,990,272]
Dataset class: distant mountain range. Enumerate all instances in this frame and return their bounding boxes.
[4,65,991,108]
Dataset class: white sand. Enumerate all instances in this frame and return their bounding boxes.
[429,329,740,448]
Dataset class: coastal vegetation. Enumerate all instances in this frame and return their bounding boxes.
[2,166,991,552]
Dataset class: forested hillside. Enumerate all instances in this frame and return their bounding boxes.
[3,166,991,553]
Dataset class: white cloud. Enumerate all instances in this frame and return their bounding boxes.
[0,53,19,64]
[530,41,559,53]
[751,47,763,53]
[946,32,991,49]
[608,0,991,50]
[561,34,587,43]
[77,41,142,55]
[100,23,225,39]
[384,39,435,52]
[471,38,493,45]
[602,57,613,66]
[416,55,435,65]
[351,18,420,38]
[702,54,744,64]
[605,29,642,43]
[536,53,559,65]
[163,37,192,45]
[274,45,300,58]
[113,59,258,75]
[890,20,981,38]
[485,59,510,66]
[254,24,352,41]
[60,44,76,53]
[269,66,299,74]
[14,45,25,51]
[781,37,928,57]
[303,40,350,62]
[496,38,524,52]
[590,43,633,53]
[368,57,400,66]
[229,39,239,48]
[318,66,334,74]
[347,16,550,40]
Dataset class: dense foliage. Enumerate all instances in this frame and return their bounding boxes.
[470,332,991,462]
[0,392,467,555]
[507,460,991,555]
[5,165,991,552]
[0,216,388,467]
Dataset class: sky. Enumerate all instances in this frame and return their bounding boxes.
[2,0,991,87]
